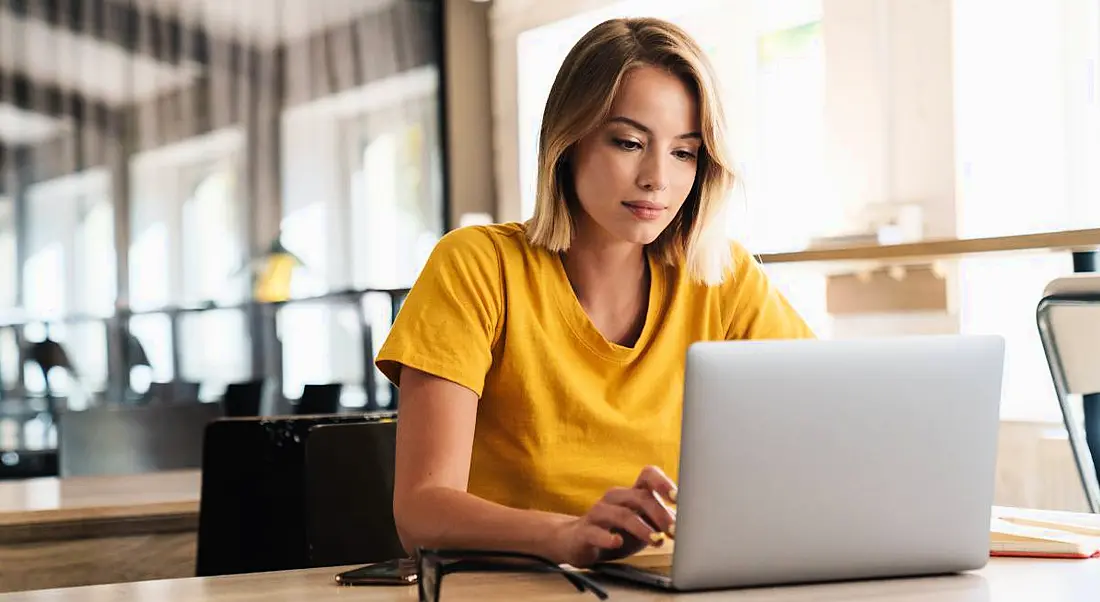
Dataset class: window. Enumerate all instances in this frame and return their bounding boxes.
[181,166,246,305]
[61,321,108,407]
[129,128,245,311]
[23,169,113,319]
[0,327,19,393]
[125,130,250,395]
[129,221,171,311]
[280,202,329,299]
[178,309,251,401]
[279,67,445,408]
[347,96,443,289]
[0,197,15,310]
[738,10,825,251]
[74,196,116,317]
[281,67,444,297]
[23,241,66,319]
[129,313,175,386]
[277,302,364,405]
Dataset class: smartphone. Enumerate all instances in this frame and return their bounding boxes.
[334,558,418,586]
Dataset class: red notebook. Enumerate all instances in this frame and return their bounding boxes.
[990,513,1100,559]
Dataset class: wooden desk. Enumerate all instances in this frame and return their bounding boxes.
[0,469,201,592]
[0,556,1094,601]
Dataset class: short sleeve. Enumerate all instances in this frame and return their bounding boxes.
[723,242,815,341]
[375,226,504,397]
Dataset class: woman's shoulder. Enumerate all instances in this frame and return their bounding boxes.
[431,221,529,256]
[722,239,762,283]
[427,221,542,272]
[669,238,761,292]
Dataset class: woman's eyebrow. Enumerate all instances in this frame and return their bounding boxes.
[607,115,702,140]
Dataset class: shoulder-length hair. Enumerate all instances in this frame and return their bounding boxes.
[525,17,736,285]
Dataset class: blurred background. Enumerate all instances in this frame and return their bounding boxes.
[0,0,1098,511]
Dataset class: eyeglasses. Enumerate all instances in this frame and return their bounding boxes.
[416,548,610,602]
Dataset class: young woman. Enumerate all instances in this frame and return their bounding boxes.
[375,16,813,568]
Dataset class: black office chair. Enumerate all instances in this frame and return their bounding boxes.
[222,379,265,417]
[303,420,404,567]
[0,449,58,480]
[194,411,397,577]
[25,337,78,415]
[294,383,343,415]
[145,381,202,404]
[1038,274,1100,513]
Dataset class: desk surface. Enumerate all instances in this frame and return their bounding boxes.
[0,556,1094,602]
[0,469,201,542]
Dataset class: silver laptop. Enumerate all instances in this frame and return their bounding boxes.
[593,335,1005,591]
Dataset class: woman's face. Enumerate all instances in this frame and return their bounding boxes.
[570,65,702,247]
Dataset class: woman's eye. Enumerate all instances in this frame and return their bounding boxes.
[673,149,697,161]
[615,138,642,151]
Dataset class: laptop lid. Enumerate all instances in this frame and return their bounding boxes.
[195,412,396,577]
[669,335,1004,590]
[303,420,405,567]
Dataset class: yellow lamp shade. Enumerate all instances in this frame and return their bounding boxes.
[254,252,299,303]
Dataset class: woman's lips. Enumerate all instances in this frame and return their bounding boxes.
[622,201,666,221]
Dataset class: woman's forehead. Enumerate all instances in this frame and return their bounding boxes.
[607,66,700,136]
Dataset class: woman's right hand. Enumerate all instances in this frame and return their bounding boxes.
[549,465,678,567]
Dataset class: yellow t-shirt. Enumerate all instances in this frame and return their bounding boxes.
[376,222,813,518]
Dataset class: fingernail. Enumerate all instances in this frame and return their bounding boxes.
[668,522,676,538]
[668,488,678,503]
[649,532,666,545]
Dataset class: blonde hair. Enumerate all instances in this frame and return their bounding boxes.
[525,17,736,285]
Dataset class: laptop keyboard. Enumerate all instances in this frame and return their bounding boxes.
[641,564,672,577]
[616,554,673,577]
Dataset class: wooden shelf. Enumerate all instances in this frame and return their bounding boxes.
[758,228,1100,264]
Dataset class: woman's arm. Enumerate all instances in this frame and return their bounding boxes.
[392,366,677,565]
[392,366,572,558]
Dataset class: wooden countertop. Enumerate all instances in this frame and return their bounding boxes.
[0,556,1094,602]
[758,227,1100,264]
[0,469,201,543]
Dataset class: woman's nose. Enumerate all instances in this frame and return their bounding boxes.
[637,156,669,192]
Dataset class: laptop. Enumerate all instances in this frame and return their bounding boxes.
[194,411,396,577]
[593,334,1005,591]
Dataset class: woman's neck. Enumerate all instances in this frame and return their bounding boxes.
[560,219,651,346]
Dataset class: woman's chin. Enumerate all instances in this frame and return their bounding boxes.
[613,222,669,246]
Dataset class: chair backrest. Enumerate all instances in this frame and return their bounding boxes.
[0,449,57,480]
[1037,273,1100,513]
[303,420,404,567]
[194,411,397,577]
[222,379,265,417]
[57,402,224,477]
[294,383,343,415]
[146,381,202,404]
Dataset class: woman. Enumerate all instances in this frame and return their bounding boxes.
[375,16,813,568]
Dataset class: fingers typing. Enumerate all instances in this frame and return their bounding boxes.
[603,487,675,535]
